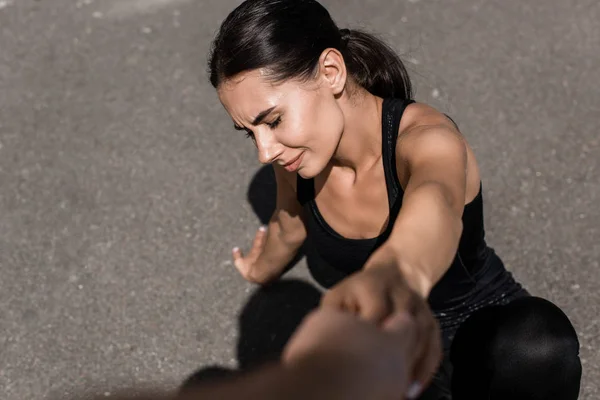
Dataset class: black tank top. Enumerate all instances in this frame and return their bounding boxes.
[297,98,493,308]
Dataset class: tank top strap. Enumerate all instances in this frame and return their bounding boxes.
[381,98,415,208]
[297,98,414,208]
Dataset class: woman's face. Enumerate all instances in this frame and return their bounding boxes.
[218,68,345,178]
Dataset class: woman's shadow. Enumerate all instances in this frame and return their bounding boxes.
[245,165,348,287]
[181,278,322,390]
[182,166,348,390]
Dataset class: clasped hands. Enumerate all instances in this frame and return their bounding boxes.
[284,246,442,399]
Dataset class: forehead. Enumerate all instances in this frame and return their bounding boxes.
[217,69,308,121]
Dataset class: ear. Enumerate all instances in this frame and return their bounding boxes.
[317,48,347,96]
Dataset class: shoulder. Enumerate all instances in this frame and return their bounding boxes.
[397,102,466,153]
[399,102,460,137]
[395,102,468,182]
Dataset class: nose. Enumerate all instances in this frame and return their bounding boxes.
[255,130,283,164]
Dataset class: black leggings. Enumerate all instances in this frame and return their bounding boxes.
[419,296,582,400]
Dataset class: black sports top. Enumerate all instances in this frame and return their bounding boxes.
[297,98,492,308]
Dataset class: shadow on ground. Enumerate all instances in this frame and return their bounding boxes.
[246,165,349,288]
[181,166,353,391]
[180,278,322,390]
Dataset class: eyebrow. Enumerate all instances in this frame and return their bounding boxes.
[251,106,276,126]
[233,106,277,131]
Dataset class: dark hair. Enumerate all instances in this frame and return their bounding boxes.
[208,0,412,100]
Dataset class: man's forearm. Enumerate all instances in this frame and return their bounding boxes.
[96,355,378,400]
[82,308,417,400]
[183,354,377,400]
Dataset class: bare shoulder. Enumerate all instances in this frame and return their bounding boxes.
[395,102,482,199]
[399,102,461,135]
[396,102,466,162]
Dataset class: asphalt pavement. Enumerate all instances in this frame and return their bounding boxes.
[0,0,598,399]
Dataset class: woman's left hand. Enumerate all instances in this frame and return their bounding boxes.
[321,254,442,397]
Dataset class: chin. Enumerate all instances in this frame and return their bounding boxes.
[296,161,325,179]
[296,168,311,179]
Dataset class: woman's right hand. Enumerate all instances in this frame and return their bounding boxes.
[232,226,268,283]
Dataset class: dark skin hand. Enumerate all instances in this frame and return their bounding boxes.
[321,246,443,397]
[65,308,421,400]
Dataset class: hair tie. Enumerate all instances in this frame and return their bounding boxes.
[339,28,350,48]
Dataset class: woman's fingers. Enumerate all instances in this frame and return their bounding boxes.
[419,323,442,387]
[405,302,442,398]
[248,226,268,257]
[405,326,442,398]
[232,246,243,262]
[232,226,267,275]
[232,246,251,277]
[359,288,395,323]
[321,287,345,310]
[385,288,441,399]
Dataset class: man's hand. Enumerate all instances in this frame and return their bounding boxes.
[283,307,421,399]
[321,253,442,398]
[65,307,424,400]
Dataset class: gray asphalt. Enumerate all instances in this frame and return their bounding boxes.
[1,0,598,399]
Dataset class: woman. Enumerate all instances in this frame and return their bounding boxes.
[208,0,582,398]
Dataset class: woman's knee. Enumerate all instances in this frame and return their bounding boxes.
[450,296,582,399]
[493,296,580,350]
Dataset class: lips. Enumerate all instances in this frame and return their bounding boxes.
[283,152,304,172]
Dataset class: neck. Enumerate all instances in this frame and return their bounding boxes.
[331,91,383,173]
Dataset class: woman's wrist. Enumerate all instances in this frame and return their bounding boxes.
[367,244,433,298]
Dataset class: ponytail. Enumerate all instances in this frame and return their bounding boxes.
[340,28,413,100]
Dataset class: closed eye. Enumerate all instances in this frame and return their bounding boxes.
[234,124,254,139]
[235,117,281,139]
[267,116,282,129]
